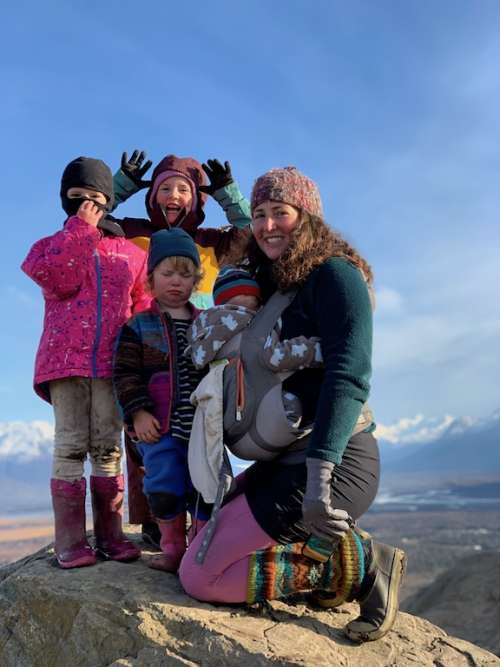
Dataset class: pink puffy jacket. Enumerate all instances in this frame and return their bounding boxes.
[22,216,151,402]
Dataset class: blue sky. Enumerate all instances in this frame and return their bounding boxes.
[2,1,499,425]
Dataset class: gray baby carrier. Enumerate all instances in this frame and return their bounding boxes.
[222,289,372,461]
[194,287,373,564]
[222,290,309,460]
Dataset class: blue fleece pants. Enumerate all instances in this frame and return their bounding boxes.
[137,434,211,521]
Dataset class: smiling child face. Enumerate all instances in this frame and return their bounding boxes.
[155,176,193,225]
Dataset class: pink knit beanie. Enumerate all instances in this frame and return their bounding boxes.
[250,166,324,219]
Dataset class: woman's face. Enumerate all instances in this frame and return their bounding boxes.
[251,200,300,260]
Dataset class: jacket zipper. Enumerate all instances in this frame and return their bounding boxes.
[91,250,102,377]
[160,313,176,432]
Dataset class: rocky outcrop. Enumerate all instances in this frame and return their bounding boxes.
[1,532,499,667]
[405,551,500,658]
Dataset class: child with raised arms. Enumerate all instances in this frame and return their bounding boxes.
[109,152,252,542]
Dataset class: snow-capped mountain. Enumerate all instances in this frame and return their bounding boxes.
[378,409,500,476]
[2,410,499,462]
[1,408,499,513]
[0,421,54,513]
[374,413,489,447]
[375,414,457,446]
[0,420,53,462]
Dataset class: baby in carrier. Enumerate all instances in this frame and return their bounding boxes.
[186,266,323,501]
[189,265,323,422]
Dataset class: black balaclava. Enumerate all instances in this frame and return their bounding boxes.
[60,156,114,216]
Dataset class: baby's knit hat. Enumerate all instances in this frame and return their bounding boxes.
[250,166,323,219]
[213,265,261,306]
[148,228,200,273]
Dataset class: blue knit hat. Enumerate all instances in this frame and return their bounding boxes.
[147,228,200,273]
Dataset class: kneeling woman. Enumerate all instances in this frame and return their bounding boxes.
[179,167,405,642]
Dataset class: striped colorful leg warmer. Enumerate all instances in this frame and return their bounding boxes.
[246,529,366,605]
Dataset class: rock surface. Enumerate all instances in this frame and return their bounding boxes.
[1,531,499,667]
[405,551,500,658]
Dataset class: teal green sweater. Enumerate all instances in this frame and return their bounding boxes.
[263,257,373,464]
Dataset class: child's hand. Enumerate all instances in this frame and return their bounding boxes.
[77,200,104,227]
[199,159,233,195]
[120,149,152,189]
[133,410,161,443]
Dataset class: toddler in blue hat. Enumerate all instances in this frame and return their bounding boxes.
[113,228,211,572]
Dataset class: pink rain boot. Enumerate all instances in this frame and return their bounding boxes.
[148,514,186,572]
[50,478,97,569]
[90,475,141,562]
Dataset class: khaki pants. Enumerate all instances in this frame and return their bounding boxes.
[50,377,123,481]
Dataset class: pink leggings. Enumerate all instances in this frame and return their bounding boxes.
[179,493,277,603]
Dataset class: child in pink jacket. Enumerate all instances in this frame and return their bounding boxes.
[21,156,151,569]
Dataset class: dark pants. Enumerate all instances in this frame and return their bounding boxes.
[124,433,153,525]
[244,431,380,543]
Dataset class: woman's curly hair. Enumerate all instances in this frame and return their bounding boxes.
[247,212,373,291]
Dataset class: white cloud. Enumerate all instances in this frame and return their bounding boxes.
[373,313,455,371]
[372,241,500,401]
[332,36,500,421]
[375,286,404,315]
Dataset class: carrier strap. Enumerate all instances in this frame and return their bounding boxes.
[245,289,298,336]
[195,449,233,564]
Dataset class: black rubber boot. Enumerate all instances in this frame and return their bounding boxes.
[344,541,406,642]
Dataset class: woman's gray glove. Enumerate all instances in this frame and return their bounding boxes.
[302,458,352,541]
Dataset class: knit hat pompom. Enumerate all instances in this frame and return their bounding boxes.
[148,228,200,273]
[250,166,323,219]
[213,265,261,306]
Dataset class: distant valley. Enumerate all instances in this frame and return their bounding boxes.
[375,408,500,511]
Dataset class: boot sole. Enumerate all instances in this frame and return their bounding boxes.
[95,548,141,562]
[57,555,97,569]
[312,590,345,609]
[345,548,407,642]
